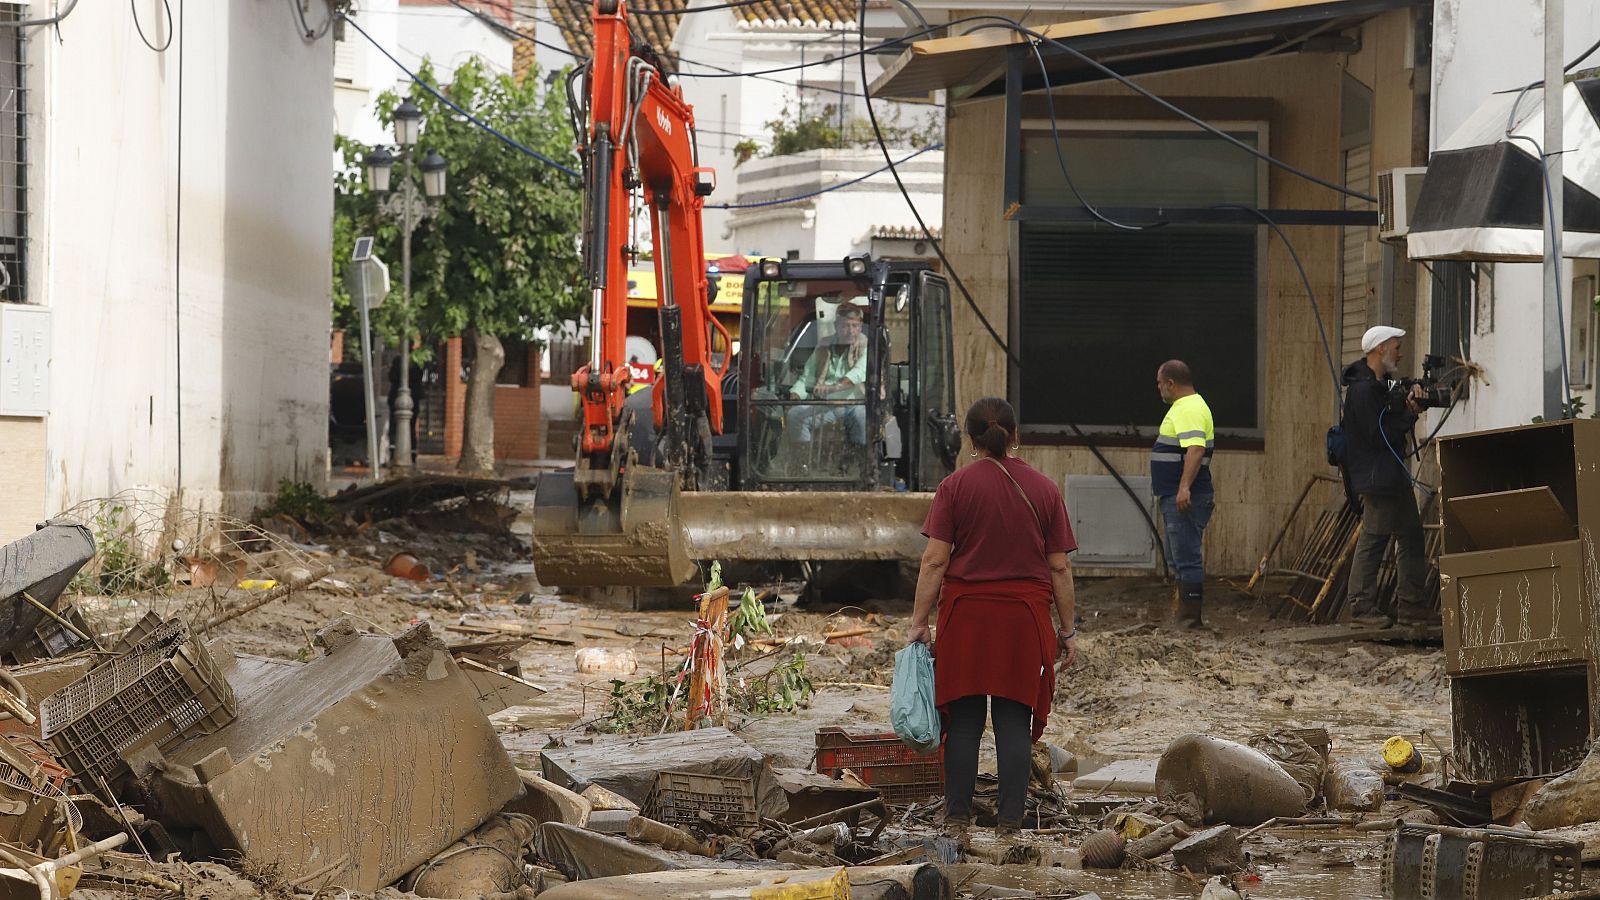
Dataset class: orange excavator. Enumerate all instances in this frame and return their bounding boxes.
[533,0,958,597]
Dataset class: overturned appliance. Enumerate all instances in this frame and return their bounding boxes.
[1438,420,1600,781]
[140,619,523,891]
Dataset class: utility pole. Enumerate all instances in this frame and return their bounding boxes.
[1544,0,1566,420]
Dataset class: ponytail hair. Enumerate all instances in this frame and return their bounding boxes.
[964,396,1017,458]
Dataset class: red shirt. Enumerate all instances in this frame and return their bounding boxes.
[921,456,1077,585]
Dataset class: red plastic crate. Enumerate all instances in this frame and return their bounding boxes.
[813,727,943,802]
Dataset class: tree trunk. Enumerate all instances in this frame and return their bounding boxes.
[460,329,504,474]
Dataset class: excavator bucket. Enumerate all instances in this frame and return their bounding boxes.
[531,479,933,588]
[676,492,933,564]
[530,466,696,587]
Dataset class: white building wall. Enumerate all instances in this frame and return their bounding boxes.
[1431,0,1600,433]
[724,149,944,258]
[673,8,942,245]
[19,0,335,528]
[335,2,513,149]
[396,3,515,77]
[335,0,401,148]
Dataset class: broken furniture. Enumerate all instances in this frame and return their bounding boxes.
[0,525,95,660]
[1438,421,1600,780]
[142,620,523,892]
[1381,822,1580,899]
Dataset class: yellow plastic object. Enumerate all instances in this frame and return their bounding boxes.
[1383,736,1418,770]
[750,867,852,900]
[235,579,279,591]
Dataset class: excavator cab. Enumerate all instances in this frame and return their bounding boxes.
[736,256,958,494]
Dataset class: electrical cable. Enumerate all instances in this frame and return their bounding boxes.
[176,0,184,495]
[1379,407,1432,495]
[631,0,812,16]
[970,17,1373,203]
[290,0,334,42]
[131,0,173,52]
[1215,204,1342,424]
[855,0,1169,576]
[341,14,583,178]
[1024,37,1151,231]
[706,142,940,208]
[0,0,81,29]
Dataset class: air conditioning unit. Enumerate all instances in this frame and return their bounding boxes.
[1378,166,1427,241]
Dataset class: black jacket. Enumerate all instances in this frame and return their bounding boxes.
[1341,358,1415,496]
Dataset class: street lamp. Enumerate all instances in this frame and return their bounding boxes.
[369,99,447,474]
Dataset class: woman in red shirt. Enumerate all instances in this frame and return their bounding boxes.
[907,396,1078,836]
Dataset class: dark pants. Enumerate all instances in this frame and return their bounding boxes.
[1347,490,1427,611]
[944,694,1032,826]
[1159,491,1215,583]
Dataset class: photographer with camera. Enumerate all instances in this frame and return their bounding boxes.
[1340,325,1431,627]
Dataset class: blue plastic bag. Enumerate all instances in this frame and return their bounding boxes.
[890,641,941,755]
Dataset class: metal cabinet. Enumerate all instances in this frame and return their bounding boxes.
[1439,420,1600,780]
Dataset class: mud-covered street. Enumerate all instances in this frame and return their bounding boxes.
[47,483,1450,900]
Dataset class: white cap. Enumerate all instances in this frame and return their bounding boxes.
[1361,325,1407,353]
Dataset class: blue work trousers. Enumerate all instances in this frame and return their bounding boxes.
[1159,491,1215,583]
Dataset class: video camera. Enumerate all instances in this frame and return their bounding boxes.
[1387,353,1453,412]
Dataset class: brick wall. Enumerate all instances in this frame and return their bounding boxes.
[438,336,542,464]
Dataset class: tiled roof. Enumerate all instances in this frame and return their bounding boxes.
[545,0,685,60]
[732,0,855,27]
[872,224,939,240]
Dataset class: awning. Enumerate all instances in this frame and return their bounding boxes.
[1407,77,1600,261]
[871,0,1416,101]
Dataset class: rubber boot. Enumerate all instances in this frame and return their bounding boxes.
[1174,580,1204,629]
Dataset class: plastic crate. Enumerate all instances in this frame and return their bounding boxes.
[644,770,758,830]
[813,727,943,803]
[40,618,236,791]
[16,604,99,662]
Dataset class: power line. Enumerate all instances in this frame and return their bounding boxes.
[340,13,583,178]
[438,0,879,101]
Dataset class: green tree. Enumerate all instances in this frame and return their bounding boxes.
[760,101,943,158]
[333,59,584,473]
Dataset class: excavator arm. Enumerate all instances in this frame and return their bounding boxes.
[574,0,725,500]
[536,0,728,587]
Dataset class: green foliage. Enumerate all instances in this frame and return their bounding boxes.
[332,59,584,353]
[729,587,772,643]
[732,138,760,166]
[732,653,814,714]
[705,560,724,593]
[602,667,682,733]
[69,505,170,596]
[258,479,333,523]
[762,102,942,157]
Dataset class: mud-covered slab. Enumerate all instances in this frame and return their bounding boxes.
[150,622,522,891]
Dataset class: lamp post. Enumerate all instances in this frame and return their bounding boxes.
[364,98,447,474]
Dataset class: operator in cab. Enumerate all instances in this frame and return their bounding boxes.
[788,303,868,445]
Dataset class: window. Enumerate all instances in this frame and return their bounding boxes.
[1013,124,1266,435]
[0,8,25,304]
[1429,260,1473,373]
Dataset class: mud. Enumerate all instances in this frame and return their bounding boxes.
[79,524,1456,900]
